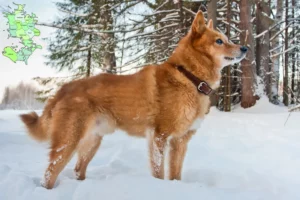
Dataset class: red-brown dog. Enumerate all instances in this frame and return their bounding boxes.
[20,11,247,189]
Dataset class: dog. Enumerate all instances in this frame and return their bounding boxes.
[20,11,247,189]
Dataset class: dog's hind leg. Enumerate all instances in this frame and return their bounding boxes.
[168,130,195,180]
[148,132,167,179]
[41,111,90,189]
[75,134,103,180]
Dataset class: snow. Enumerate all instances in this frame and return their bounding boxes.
[56,145,67,153]
[234,96,288,113]
[0,103,300,200]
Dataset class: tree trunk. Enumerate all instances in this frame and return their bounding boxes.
[224,0,232,112]
[291,0,296,104]
[177,0,184,34]
[207,0,217,29]
[283,0,289,106]
[86,34,92,77]
[94,0,117,74]
[255,0,271,98]
[270,0,283,103]
[104,1,116,74]
[207,0,218,106]
[239,0,257,108]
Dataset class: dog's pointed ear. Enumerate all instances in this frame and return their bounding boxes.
[207,19,214,30]
[192,11,206,34]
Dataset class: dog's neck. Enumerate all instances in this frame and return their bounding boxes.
[167,42,222,89]
[175,65,213,95]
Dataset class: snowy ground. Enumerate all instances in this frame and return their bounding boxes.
[0,98,299,200]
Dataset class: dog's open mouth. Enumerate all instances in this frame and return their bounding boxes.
[224,57,235,61]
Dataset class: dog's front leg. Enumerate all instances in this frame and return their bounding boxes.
[168,130,195,180]
[148,132,167,179]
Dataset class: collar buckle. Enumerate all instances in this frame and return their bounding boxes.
[198,82,207,93]
[175,65,213,95]
[198,81,211,95]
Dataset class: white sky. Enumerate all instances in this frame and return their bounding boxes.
[0,0,67,99]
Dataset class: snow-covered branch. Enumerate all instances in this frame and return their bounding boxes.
[270,46,298,58]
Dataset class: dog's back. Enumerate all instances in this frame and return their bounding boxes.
[21,65,161,141]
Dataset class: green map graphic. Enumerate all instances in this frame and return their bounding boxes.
[2,3,42,64]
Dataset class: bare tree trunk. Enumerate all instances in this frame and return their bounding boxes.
[207,0,217,29]
[256,0,271,98]
[270,0,283,103]
[207,0,218,106]
[177,0,184,33]
[103,1,117,74]
[224,0,232,112]
[291,0,296,104]
[94,0,117,74]
[239,0,257,108]
[86,34,92,77]
[283,0,289,106]
[297,65,300,103]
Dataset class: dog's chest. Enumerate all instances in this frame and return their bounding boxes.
[185,95,209,131]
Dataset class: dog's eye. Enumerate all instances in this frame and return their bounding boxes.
[216,39,223,45]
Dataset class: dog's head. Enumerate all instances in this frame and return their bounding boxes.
[188,11,247,68]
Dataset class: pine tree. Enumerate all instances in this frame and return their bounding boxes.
[45,0,103,77]
[121,0,201,68]
[1,87,10,105]
[36,0,122,100]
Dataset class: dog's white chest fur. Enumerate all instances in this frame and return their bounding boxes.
[190,117,203,130]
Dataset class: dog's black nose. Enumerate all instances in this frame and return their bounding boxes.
[240,46,248,53]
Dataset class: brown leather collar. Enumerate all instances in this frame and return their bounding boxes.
[176,65,212,95]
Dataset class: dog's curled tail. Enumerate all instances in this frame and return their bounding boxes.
[20,112,47,142]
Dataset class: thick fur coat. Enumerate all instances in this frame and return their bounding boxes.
[20,11,247,189]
